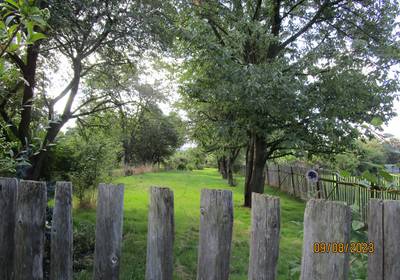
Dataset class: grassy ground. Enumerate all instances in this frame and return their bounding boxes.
[73,168,368,279]
[73,168,305,279]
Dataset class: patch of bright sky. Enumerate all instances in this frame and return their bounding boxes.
[46,53,184,131]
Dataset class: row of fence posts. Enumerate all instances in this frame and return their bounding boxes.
[1,177,400,279]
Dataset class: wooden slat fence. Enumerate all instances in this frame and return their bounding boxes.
[266,164,400,223]
[1,177,400,279]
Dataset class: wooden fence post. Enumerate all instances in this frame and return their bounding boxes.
[14,180,47,280]
[277,165,281,189]
[315,180,321,199]
[300,199,351,280]
[197,189,233,280]
[93,184,125,280]
[146,187,174,280]
[248,193,280,280]
[290,167,296,197]
[51,182,73,280]
[368,199,400,280]
[0,178,18,280]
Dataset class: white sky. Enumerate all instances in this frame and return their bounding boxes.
[383,98,400,138]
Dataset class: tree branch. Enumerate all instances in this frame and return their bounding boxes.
[51,77,76,105]
[281,0,307,19]
[271,0,281,36]
[279,2,333,50]
[71,101,131,118]
[252,0,262,21]
[6,52,25,72]
[207,19,225,46]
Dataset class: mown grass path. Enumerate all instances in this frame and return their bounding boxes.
[74,168,305,279]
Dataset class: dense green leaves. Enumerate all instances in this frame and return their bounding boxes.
[123,104,185,165]
[178,0,400,158]
[0,0,48,56]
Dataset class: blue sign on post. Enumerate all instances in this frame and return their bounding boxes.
[306,169,319,183]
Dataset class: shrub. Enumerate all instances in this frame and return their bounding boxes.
[165,147,207,171]
[124,164,159,176]
[46,129,120,207]
[73,221,96,272]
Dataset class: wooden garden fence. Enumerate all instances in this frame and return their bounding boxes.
[1,177,400,279]
[265,164,400,224]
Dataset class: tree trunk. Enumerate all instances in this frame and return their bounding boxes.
[218,156,228,179]
[18,44,39,146]
[23,60,81,180]
[25,121,65,180]
[244,133,268,207]
[227,148,240,187]
[227,157,234,186]
[244,135,255,207]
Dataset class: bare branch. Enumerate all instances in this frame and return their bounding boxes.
[279,1,337,50]
[71,94,111,115]
[281,0,307,19]
[70,101,132,118]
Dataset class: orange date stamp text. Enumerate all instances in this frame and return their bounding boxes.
[313,242,374,254]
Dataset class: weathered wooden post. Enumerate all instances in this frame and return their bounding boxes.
[197,189,233,280]
[248,193,280,280]
[368,199,400,280]
[93,183,125,280]
[51,182,73,280]
[290,166,296,197]
[300,199,351,280]
[0,178,18,280]
[146,187,174,280]
[14,180,47,280]
[277,165,281,189]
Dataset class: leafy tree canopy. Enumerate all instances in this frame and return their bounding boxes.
[176,0,400,205]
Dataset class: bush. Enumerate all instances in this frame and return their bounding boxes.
[46,129,120,207]
[124,164,159,176]
[73,221,96,272]
[165,148,206,171]
[0,129,17,176]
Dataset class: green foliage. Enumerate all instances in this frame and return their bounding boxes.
[123,104,185,166]
[73,221,96,273]
[0,0,176,180]
[70,137,117,204]
[72,169,369,279]
[165,147,207,171]
[0,125,17,175]
[46,127,120,204]
[176,0,400,162]
[384,137,400,164]
[0,0,48,56]
[321,137,400,188]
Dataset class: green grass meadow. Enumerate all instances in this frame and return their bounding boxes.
[73,168,305,279]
